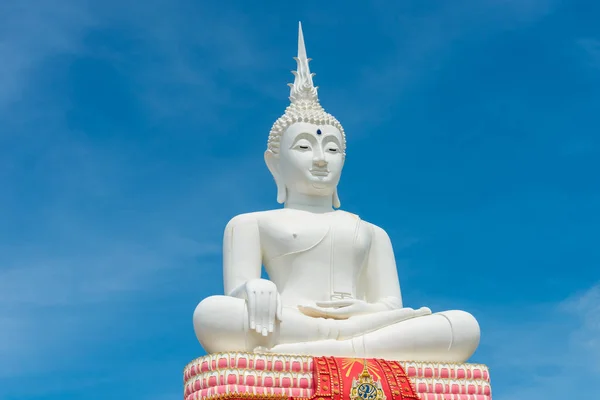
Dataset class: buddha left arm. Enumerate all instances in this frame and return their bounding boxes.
[362,225,404,310]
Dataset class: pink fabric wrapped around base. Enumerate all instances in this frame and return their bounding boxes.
[184,353,492,400]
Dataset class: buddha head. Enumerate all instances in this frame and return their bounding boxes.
[265,23,346,208]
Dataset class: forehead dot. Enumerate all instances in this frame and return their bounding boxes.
[316,129,322,135]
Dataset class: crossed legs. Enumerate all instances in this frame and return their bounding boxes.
[193,295,480,362]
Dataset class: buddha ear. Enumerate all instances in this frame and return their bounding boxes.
[264,150,287,204]
[333,188,341,208]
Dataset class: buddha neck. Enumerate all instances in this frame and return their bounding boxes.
[284,191,335,214]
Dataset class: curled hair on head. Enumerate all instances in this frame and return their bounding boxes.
[267,22,346,157]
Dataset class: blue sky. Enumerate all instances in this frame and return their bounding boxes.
[1,0,599,399]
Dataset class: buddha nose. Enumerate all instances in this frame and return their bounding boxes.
[313,157,327,168]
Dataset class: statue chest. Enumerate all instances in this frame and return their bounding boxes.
[258,211,372,296]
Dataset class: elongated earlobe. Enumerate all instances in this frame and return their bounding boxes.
[265,150,287,204]
[276,182,287,204]
[333,189,341,208]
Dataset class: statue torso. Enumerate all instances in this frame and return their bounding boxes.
[255,209,373,306]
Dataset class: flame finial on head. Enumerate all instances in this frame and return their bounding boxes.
[289,22,318,103]
[267,22,346,157]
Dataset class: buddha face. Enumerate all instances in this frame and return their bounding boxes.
[266,122,345,203]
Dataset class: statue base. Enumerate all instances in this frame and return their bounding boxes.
[184,353,491,400]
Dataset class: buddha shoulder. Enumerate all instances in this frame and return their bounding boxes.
[224,212,259,229]
[224,209,290,229]
[223,210,302,236]
[335,212,393,246]
[224,210,388,241]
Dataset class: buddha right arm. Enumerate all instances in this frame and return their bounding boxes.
[223,214,281,336]
[223,214,262,296]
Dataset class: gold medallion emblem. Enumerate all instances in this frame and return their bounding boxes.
[350,362,386,400]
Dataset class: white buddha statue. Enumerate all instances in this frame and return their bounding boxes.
[193,23,480,362]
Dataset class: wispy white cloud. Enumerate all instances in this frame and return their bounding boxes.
[0,151,269,380]
[576,37,600,70]
[0,1,97,111]
[0,0,277,386]
[0,1,591,399]
[562,285,600,370]
[94,2,276,125]
[0,0,277,143]
[487,284,600,399]
[328,0,560,131]
[0,232,220,376]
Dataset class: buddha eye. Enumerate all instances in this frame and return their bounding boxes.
[293,143,311,151]
[326,147,339,153]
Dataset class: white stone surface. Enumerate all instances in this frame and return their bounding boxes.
[193,22,480,362]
